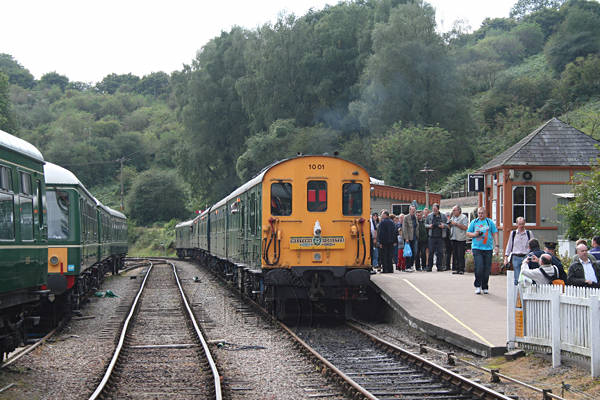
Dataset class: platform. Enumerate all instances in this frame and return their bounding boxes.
[370,269,507,357]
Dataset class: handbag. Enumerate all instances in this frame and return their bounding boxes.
[403,242,412,258]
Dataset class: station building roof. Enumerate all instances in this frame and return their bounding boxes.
[478,118,600,171]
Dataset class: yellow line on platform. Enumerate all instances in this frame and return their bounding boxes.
[402,279,494,347]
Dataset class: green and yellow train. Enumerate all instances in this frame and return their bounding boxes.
[0,129,127,357]
[176,155,372,320]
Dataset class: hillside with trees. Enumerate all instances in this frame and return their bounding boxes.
[1,0,600,234]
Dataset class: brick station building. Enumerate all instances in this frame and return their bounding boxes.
[476,117,600,249]
[370,179,441,215]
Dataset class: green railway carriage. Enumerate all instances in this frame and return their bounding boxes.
[175,218,195,258]
[44,162,127,307]
[0,129,48,357]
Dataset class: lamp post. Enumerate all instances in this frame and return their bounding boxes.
[420,163,435,209]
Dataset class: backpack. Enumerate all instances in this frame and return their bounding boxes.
[509,229,531,250]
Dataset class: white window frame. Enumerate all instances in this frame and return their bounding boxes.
[512,185,536,226]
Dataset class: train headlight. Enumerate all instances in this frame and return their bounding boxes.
[314,220,322,236]
[50,256,59,265]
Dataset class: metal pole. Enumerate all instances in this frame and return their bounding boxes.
[119,157,125,211]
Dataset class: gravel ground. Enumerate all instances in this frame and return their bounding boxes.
[176,259,349,400]
[0,267,144,400]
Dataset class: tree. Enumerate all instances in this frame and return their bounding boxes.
[545,3,600,72]
[0,73,17,132]
[125,169,189,225]
[39,72,69,91]
[558,160,600,239]
[0,54,35,88]
[350,2,469,134]
[510,0,566,19]
[135,72,169,97]
[96,73,140,94]
[555,54,600,106]
[236,119,341,181]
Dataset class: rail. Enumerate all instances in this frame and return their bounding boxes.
[88,259,222,400]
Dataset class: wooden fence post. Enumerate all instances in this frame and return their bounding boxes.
[507,271,516,349]
[590,295,600,377]
[551,289,561,368]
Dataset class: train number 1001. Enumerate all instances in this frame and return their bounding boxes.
[308,164,325,170]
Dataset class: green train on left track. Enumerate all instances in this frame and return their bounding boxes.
[0,129,128,358]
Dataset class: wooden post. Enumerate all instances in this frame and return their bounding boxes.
[551,289,561,368]
[590,296,600,377]
[507,271,516,349]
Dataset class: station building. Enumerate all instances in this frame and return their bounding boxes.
[370,178,441,215]
[476,117,600,251]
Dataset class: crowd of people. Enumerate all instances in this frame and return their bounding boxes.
[370,205,600,295]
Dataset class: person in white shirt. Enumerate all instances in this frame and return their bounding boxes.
[504,217,533,285]
[567,243,600,288]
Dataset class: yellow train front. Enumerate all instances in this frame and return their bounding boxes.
[178,155,372,321]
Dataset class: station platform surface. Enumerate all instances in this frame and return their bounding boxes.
[370,268,508,357]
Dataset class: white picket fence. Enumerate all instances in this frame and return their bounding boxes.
[506,271,600,377]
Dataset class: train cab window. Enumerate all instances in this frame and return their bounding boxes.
[19,172,32,195]
[271,183,292,216]
[20,196,34,240]
[342,183,362,215]
[47,190,70,240]
[307,181,327,212]
[0,193,14,240]
[0,166,12,191]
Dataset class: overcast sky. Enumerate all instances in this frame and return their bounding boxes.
[2,0,515,83]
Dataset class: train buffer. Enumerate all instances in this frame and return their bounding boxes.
[371,270,508,357]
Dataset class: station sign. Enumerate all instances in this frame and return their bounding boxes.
[468,174,485,192]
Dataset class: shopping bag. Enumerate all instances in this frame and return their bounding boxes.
[403,242,412,258]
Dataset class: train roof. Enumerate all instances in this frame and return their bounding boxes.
[211,155,368,211]
[175,218,196,228]
[0,129,44,162]
[106,206,126,220]
[44,162,96,201]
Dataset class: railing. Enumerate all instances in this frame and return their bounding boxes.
[506,271,600,377]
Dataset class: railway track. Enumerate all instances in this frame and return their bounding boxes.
[189,257,514,400]
[89,259,221,400]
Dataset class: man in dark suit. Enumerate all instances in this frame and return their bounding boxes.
[377,210,397,273]
[567,243,600,288]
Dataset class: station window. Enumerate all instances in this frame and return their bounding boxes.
[342,183,362,215]
[513,186,536,224]
[0,166,12,191]
[392,204,410,216]
[19,172,32,195]
[0,193,14,240]
[20,196,34,240]
[307,181,327,212]
[271,182,292,216]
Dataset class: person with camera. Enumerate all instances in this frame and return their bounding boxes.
[466,207,499,295]
[503,217,533,285]
[425,203,448,272]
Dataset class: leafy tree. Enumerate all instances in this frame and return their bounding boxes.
[135,72,169,97]
[351,2,469,134]
[558,160,600,239]
[545,2,600,72]
[510,0,566,19]
[554,54,600,105]
[511,23,545,56]
[236,119,341,181]
[125,169,189,225]
[96,73,140,94]
[179,27,250,203]
[373,124,466,189]
[0,54,35,88]
[0,72,17,132]
[39,72,69,91]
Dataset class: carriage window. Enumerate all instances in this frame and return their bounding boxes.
[271,183,292,216]
[47,190,70,240]
[20,196,34,240]
[19,172,32,195]
[307,181,327,212]
[0,193,14,240]
[0,166,12,191]
[342,183,362,215]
